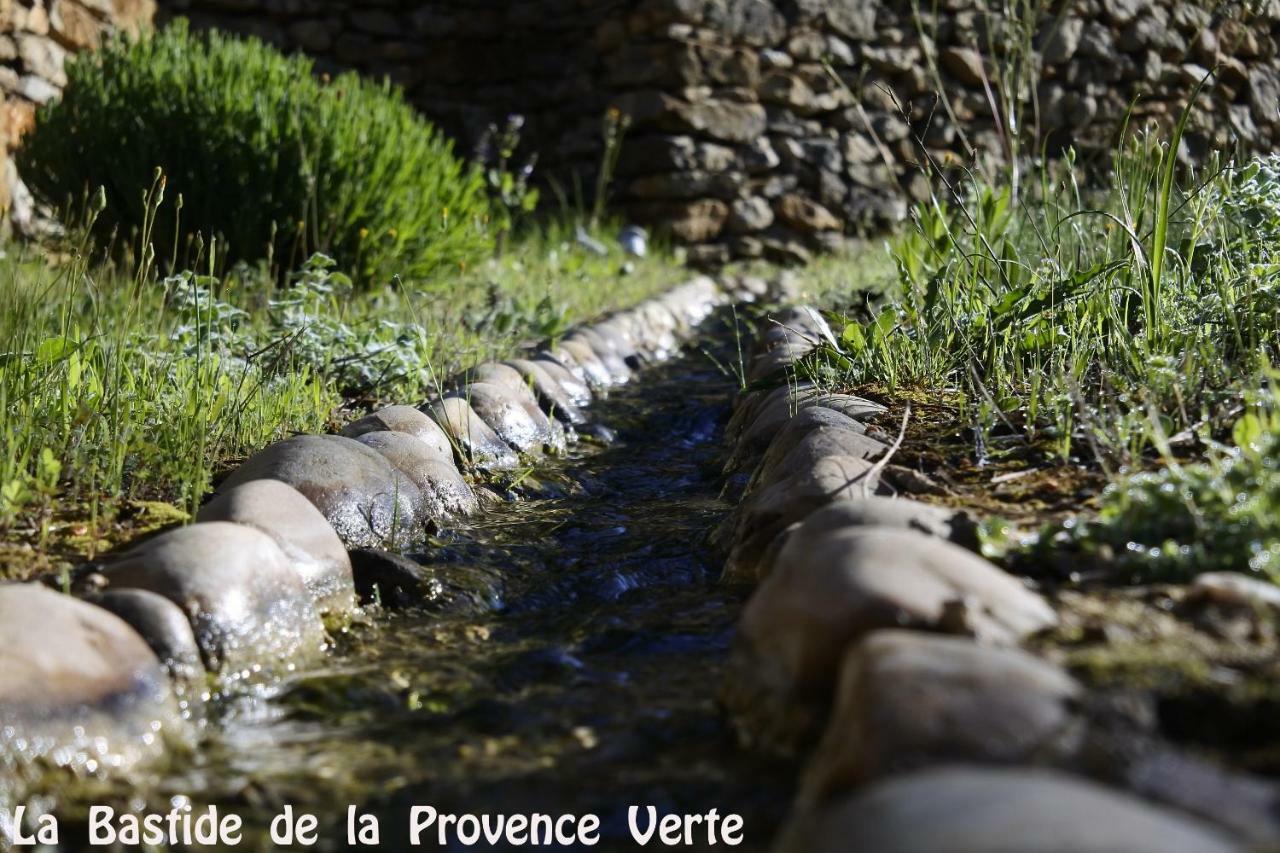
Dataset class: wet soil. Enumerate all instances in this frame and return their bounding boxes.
[836,383,1108,527]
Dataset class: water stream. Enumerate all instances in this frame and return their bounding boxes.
[85,327,794,851]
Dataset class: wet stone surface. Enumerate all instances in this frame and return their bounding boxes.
[44,323,795,850]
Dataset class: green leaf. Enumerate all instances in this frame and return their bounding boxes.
[1020,324,1057,351]
[0,478,30,512]
[991,286,1031,318]
[869,310,896,347]
[36,448,62,492]
[1150,71,1209,336]
[1234,413,1265,452]
[35,336,73,364]
[841,321,867,354]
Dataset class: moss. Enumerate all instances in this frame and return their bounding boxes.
[1064,640,1217,692]
[0,541,72,584]
[1042,585,1280,770]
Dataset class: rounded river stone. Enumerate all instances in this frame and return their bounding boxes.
[91,588,207,687]
[725,404,872,476]
[747,342,818,383]
[736,388,886,456]
[459,371,568,449]
[0,584,183,790]
[763,304,833,345]
[724,530,1059,746]
[450,381,564,456]
[660,276,721,329]
[424,396,520,471]
[800,630,1082,800]
[750,424,889,494]
[219,434,422,548]
[197,478,357,619]
[340,404,455,462]
[730,500,978,594]
[348,548,503,615]
[779,766,1240,853]
[593,316,642,364]
[720,454,888,583]
[630,302,680,360]
[784,497,978,548]
[469,362,538,403]
[734,527,1057,711]
[570,326,629,379]
[725,382,815,442]
[527,357,592,407]
[1188,572,1280,611]
[506,358,589,425]
[355,431,478,518]
[567,328,631,384]
[101,522,328,680]
[553,339,614,389]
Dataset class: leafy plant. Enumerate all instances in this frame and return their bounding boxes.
[268,253,438,395]
[591,108,632,231]
[165,270,250,355]
[475,114,540,255]
[19,21,492,286]
[1061,399,1280,583]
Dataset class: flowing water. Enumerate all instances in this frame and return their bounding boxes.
[52,328,793,851]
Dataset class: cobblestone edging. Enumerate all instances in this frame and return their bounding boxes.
[0,275,761,826]
[712,298,1279,852]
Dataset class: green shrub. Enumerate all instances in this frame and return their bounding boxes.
[18,20,491,285]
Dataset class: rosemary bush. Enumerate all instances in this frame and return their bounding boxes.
[19,21,491,285]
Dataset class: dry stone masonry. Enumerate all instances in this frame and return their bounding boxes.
[155,0,1280,265]
[157,0,626,209]
[0,0,152,226]
[3,1,1278,259]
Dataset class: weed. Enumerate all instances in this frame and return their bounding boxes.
[1051,394,1280,583]
[817,127,1279,472]
[476,115,541,256]
[591,108,632,232]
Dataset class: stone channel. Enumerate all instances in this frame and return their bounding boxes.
[163,299,795,850]
[4,275,1278,851]
[2,277,799,851]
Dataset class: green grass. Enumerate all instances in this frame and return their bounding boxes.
[798,125,1280,583]
[0,219,684,575]
[2,19,686,579]
[812,133,1277,460]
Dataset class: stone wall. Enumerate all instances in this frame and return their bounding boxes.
[0,0,152,227]
[157,0,623,202]
[606,0,1280,264]
[31,0,1280,261]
